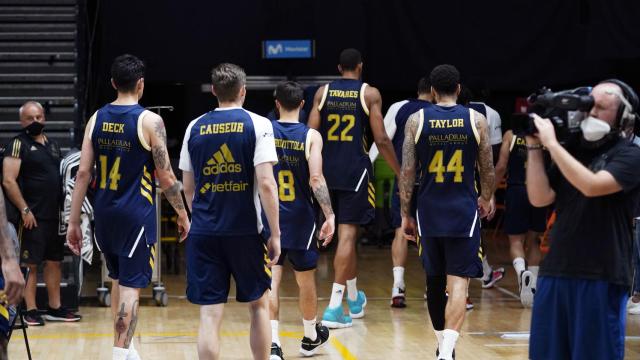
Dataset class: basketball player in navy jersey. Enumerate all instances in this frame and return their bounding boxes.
[308,48,400,328]
[266,82,334,359]
[369,77,433,307]
[400,65,495,360]
[494,129,546,307]
[179,63,280,360]
[67,54,190,360]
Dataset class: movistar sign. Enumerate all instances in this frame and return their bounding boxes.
[263,40,314,59]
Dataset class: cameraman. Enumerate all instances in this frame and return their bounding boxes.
[526,81,640,360]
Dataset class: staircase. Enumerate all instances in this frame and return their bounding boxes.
[0,0,79,151]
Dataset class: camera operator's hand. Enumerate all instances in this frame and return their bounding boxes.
[531,114,559,148]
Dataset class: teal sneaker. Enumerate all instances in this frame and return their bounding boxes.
[347,291,367,318]
[321,306,352,329]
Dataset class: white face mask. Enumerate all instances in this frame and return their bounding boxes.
[580,116,611,141]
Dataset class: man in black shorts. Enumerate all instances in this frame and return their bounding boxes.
[2,101,80,326]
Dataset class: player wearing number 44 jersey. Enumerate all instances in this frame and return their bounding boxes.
[67,54,190,360]
[266,82,335,360]
[400,65,495,360]
[308,49,400,329]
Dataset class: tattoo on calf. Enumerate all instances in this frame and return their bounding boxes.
[115,303,128,342]
[124,300,139,348]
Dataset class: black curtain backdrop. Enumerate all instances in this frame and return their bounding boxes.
[87,0,640,146]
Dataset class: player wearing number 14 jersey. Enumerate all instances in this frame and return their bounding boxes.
[67,54,189,360]
[399,65,495,360]
[308,49,400,328]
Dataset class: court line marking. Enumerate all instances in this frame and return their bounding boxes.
[330,337,358,360]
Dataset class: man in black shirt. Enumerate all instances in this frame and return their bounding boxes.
[526,81,640,360]
[2,101,80,326]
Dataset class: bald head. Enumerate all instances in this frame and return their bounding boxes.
[19,101,45,128]
[589,83,624,126]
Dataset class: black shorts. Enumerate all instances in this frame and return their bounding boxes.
[19,219,64,264]
[504,185,547,235]
[390,184,418,229]
[276,247,319,272]
[418,226,484,278]
[330,181,376,225]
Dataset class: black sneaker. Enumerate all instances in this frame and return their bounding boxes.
[24,309,45,326]
[300,323,329,357]
[270,342,284,360]
[42,306,82,322]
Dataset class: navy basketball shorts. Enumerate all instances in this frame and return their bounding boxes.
[330,181,375,225]
[418,226,484,278]
[276,247,319,272]
[18,219,64,264]
[504,185,547,235]
[102,240,155,289]
[530,276,628,360]
[390,185,418,229]
[186,234,272,305]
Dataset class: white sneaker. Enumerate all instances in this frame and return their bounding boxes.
[520,270,534,308]
[629,298,640,315]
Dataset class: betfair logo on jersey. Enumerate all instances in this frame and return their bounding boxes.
[203,143,242,176]
[428,119,464,128]
[101,122,125,133]
[200,122,244,135]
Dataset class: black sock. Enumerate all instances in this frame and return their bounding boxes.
[426,275,447,330]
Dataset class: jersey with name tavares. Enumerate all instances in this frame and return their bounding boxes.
[182,108,276,236]
[415,105,481,238]
[318,79,373,191]
[266,121,316,250]
[91,104,157,256]
[506,133,527,186]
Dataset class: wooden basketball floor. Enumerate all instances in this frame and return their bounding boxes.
[8,233,640,359]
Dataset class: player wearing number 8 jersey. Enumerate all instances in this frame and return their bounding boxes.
[400,65,495,360]
[67,54,190,360]
[308,49,400,328]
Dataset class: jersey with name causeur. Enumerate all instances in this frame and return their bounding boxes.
[415,104,480,238]
[91,104,157,255]
[270,121,316,250]
[319,79,373,191]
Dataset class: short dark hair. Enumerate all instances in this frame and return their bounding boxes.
[429,64,460,96]
[417,77,430,94]
[339,48,362,71]
[211,63,246,102]
[111,54,145,93]
[457,84,474,105]
[275,81,304,111]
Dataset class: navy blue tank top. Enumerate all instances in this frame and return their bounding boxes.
[415,104,480,237]
[507,133,527,186]
[91,104,157,255]
[187,109,259,236]
[318,79,373,191]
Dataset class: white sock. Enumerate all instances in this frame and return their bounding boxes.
[303,318,317,341]
[529,266,539,289]
[329,283,345,308]
[482,257,492,281]
[113,347,129,360]
[346,278,358,302]
[271,320,280,345]
[513,257,526,278]
[392,266,405,289]
[434,330,444,354]
[127,340,141,360]
[439,329,459,360]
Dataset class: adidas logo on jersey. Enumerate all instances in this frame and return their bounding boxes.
[202,143,242,176]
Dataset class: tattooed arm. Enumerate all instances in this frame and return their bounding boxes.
[399,111,420,241]
[0,188,24,305]
[307,129,335,246]
[143,112,190,240]
[474,110,496,217]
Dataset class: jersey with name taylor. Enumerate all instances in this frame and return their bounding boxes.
[187,109,262,236]
[270,121,316,250]
[318,79,373,191]
[91,104,157,256]
[507,133,527,186]
[415,104,480,238]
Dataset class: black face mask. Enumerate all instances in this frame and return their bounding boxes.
[24,121,44,136]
